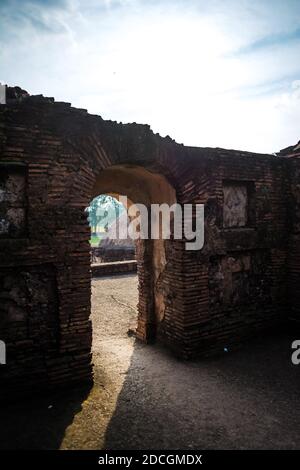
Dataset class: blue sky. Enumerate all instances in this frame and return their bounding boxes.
[0,0,300,152]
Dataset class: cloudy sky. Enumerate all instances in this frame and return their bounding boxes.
[1,0,300,153]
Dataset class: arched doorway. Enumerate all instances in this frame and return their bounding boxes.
[90,164,177,343]
[0,89,293,399]
[0,93,190,395]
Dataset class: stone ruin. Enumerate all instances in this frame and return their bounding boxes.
[92,211,136,263]
[0,86,299,396]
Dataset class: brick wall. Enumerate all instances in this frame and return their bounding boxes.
[0,88,296,394]
[279,145,300,326]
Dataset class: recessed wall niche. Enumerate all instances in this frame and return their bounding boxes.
[0,163,27,238]
[223,180,255,228]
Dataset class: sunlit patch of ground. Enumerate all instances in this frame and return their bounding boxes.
[60,275,138,450]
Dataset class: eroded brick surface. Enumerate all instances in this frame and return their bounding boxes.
[0,86,299,395]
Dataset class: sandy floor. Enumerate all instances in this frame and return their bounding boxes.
[0,273,299,449]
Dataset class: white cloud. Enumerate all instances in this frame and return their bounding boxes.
[1,0,300,153]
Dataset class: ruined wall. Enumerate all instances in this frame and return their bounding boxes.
[92,260,137,277]
[288,158,300,325]
[160,148,290,357]
[0,88,295,394]
[279,144,300,327]
[0,90,182,394]
[92,246,135,263]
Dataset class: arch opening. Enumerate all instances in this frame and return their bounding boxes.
[89,164,177,344]
[88,194,135,263]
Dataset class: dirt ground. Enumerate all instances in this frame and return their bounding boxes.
[0,273,299,449]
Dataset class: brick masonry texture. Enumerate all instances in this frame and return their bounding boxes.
[92,260,137,277]
[0,86,299,395]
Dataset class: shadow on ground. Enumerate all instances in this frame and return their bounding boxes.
[0,332,299,449]
[103,333,300,450]
[0,385,91,449]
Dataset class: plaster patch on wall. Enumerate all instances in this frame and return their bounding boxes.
[223,183,248,228]
[210,254,251,307]
[153,238,167,322]
[0,165,27,238]
[209,252,272,309]
[0,266,59,347]
[0,218,9,235]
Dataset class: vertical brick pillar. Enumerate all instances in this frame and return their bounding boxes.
[135,238,156,342]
